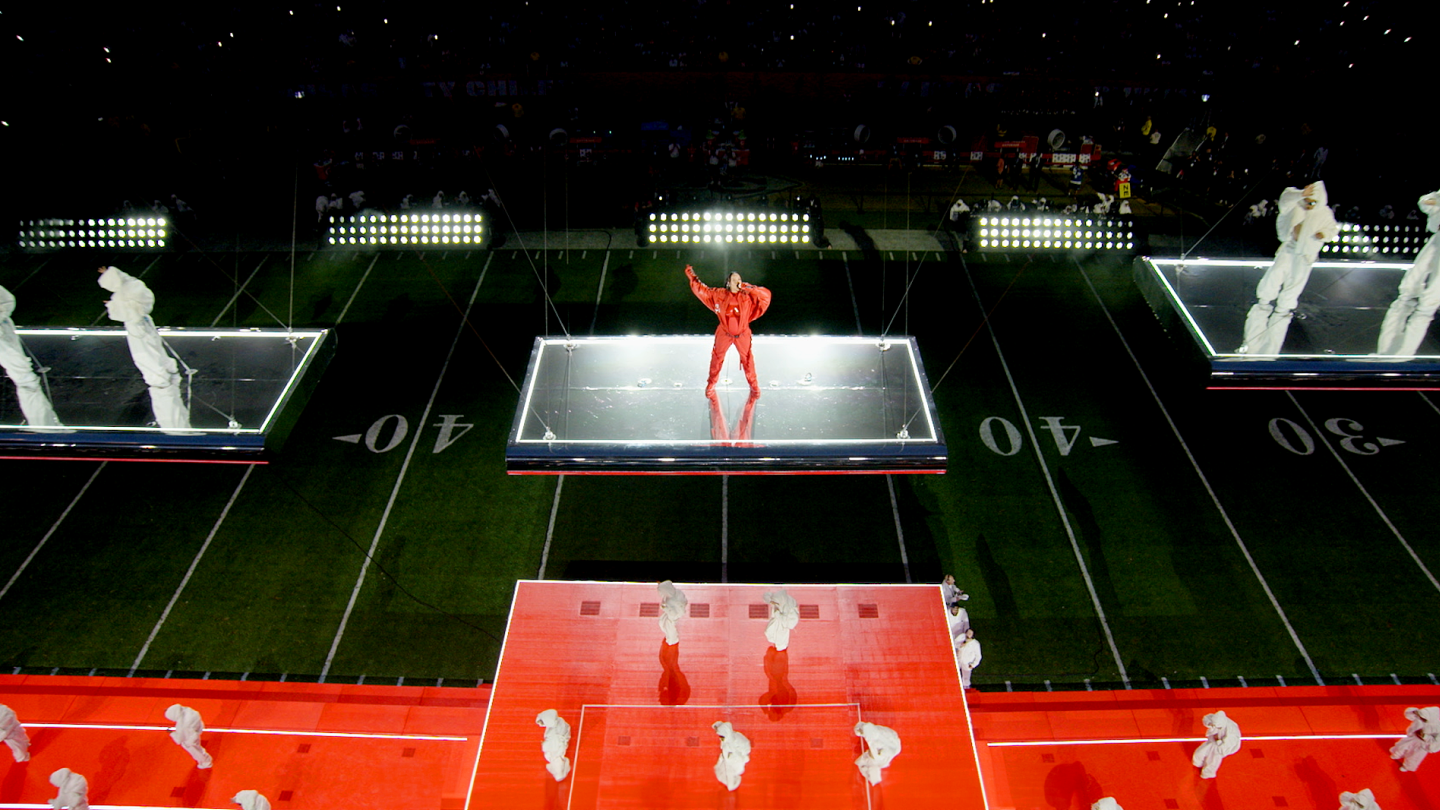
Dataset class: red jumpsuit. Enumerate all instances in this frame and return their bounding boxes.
[685,265,772,392]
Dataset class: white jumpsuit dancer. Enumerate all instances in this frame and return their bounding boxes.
[712,721,752,791]
[1377,192,1440,355]
[853,721,902,785]
[657,580,687,645]
[763,589,800,651]
[1192,710,1242,778]
[535,709,572,782]
[98,267,192,431]
[165,704,213,768]
[1,704,31,762]
[1240,183,1338,355]
[0,285,62,428]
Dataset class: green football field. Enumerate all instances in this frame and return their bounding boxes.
[2,236,1439,691]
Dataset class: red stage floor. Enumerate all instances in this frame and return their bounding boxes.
[468,581,986,810]
[970,686,1440,810]
[0,675,488,809]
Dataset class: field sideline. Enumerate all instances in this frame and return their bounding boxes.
[1,234,1438,691]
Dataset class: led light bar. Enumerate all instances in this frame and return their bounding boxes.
[1325,222,1426,258]
[975,215,1135,251]
[326,211,486,247]
[17,217,168,249]
[646,210,812,245]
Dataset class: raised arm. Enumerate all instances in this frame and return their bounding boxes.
[685,265,719,310]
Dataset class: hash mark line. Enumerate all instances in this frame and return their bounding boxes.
[320,254,493,683]
[1286,391,1440,595]
[588,250,611,335]
[962,257,1129,687]
[537,475,565,580]
[0,463,106,604]
[335,253,381,325]
[721,475,730,583]
[886,475,912,583]
[1071,258,1322,685]
[129,466,254,674]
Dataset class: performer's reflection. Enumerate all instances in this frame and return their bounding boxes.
[657,638,691,706]
[759,646,797,721]
[1377,190,1440,356]
[707,390,760,446]
[0,285,63,429]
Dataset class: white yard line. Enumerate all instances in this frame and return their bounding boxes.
[1286,390,1440,595]
[0,463,106,604]
[537,475,566,579]
[319,253,493,682]
[335,254,382,325]
[588,250,610,335]
[1072,258,1323,684]
[209,257,271,327]
[962,257,1130,687]
[129,466,255,674]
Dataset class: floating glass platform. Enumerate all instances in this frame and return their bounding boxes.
[1135,256,1440,389]
[506,335,947,473]
[0,328,333,460]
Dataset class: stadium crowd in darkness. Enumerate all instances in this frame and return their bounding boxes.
[2,1,1425,231]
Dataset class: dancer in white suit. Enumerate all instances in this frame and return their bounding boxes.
[48,769,89,810]
[165,704,213,768]
[1239,183,1338,355]
[1389,706,1440,772]
[536,709,572,781]
[657,580,688,645]
[1377,191,1440,355]
[1,704,31,762]
[1338,788,1381,810]
[712,721,752,791]
[98,266,191,430]
[853,721,902,785]
[1192,710,1241,778]
[232,790,271,810]
[763,589,800,651]
[0,285,62,428]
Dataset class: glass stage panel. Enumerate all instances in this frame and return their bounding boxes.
[1135,257,1440,389]
[0,328,333,460]
[506,336,947,473]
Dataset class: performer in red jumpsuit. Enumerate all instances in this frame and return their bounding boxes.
[685,264,772,396]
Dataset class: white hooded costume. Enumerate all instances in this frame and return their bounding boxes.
[657,580,688,645]
[1390,706,1440,772]
[98,267,191,431]
[948,605,972,642]
[1092,799,1124,810]
[1192,710,1241,778]
[1378,192,1440,355]
[712,721,752,791]
[232,790,272,810]
[48,768,89,810]
[0,285,63,428]
[956,630,982,688]
[1240,183,1339,355]
[1,703,31,762]
[535,709,572,782]
[1338,788,1381,810]
[763,589,800,651]
[165,703,213,768]
[853,721,901,785]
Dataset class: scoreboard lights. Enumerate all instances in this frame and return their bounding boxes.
[977,215,1135,251]
[327,212,485,246]
[18,218,168,249]
[648,211,811,244]
[1327,223,1425,258]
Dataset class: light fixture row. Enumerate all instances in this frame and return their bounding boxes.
[650,211,810,223]
[18,217,169,249]
[978,216,1134,229]
[980,239,1134,250]
[330,212,483,224]
[649,222,809,235]
[328,234,483,245]
[650,233,810,244]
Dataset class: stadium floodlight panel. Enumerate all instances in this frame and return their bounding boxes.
[1324,221,1426,257]
[325,211,485,247]
[18,216,168,249]
[976,214,1134,251]
[648,209,813,244]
